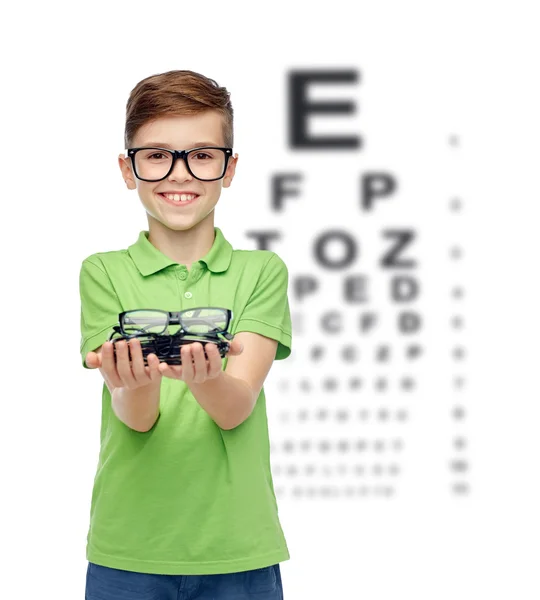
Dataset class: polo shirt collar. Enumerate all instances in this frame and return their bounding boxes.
[128,227,233,277]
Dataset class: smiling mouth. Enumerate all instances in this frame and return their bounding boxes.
[159,192,199,203]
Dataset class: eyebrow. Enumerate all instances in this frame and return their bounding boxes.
[138,141,223,149]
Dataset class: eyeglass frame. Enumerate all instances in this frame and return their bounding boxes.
[108,333,231,365]
[108,307,234,341]
[126,146,234,182]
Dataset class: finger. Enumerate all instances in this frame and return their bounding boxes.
[86,351,99,368]
[158,361,183,379]
[87,348,105,368]
[228,338,244,356]
[129,338,149,383]
[191,342,208,383]
[206,343,223,378]
[180,345,194,381]
[145,353,162,380]
[115,340,137,388]
[100,342,124,388]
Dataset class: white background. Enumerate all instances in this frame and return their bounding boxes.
[1,1,539,599]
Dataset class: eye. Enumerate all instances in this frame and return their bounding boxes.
[192,152,212,160]
[147,152,168,160]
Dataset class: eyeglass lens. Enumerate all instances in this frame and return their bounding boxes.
[121,308,228,336]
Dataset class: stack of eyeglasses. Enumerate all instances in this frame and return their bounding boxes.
[108,307,234,366]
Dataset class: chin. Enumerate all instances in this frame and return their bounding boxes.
[162,218,204,232]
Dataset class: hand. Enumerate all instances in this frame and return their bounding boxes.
[85,339,162,390]
[158,337,244,384]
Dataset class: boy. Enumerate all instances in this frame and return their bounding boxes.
[79,70,291,599]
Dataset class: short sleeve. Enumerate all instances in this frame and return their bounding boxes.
[233,253,292,360]
[79,258,123,369]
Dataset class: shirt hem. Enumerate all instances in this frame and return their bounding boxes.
[86,546,290,575]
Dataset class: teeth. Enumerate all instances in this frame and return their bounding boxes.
[164,193,196,202]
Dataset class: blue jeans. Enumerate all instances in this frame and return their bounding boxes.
[85,561,284,599]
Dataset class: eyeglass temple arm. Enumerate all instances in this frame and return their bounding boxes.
[109,324,160,339]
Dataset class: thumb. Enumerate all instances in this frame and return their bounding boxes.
[85,351,101,369]
[229,338,244,355]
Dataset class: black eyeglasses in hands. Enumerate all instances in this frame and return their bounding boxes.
[108,307,234,366]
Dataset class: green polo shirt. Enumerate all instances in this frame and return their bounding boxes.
[78,226,292,575]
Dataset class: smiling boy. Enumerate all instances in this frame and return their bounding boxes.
[79,70,291,599]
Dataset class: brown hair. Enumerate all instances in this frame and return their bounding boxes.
[124,70,234,148]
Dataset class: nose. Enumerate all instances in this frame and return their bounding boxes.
[167,155,193,182]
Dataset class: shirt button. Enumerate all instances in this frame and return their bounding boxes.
[179,272,187,280]
[184,291,193,299]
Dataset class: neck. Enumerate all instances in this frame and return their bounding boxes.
[147,213,216,268]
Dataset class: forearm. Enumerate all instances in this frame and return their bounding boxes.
[188,371,255,430]
[111,379,162,432]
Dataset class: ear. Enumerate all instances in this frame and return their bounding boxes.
[118,154,137,190]
[222,153,239,188]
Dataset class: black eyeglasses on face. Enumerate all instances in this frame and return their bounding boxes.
[126,146,233,182]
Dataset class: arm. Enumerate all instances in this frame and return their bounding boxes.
[90,342,162,433]
[186,254,292,429]
[188,371,255,430]
[112,382,161,433]
[187,332,278,430]
[80,259,163,433]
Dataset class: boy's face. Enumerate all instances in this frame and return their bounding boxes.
[118,110,238,232]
